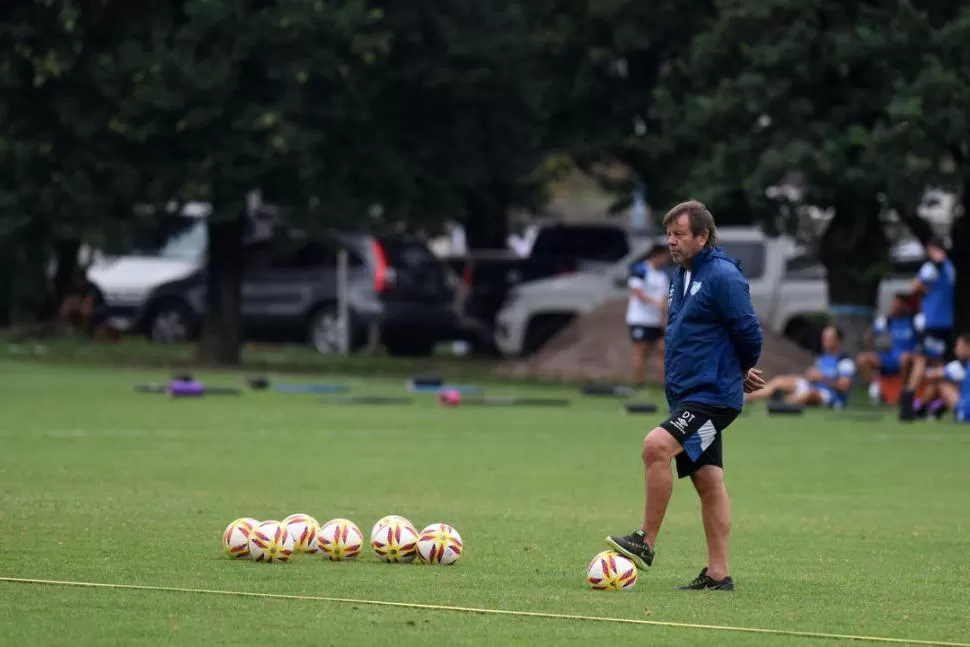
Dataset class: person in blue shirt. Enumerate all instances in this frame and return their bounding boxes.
[913,333,970,422]
[856,293,916,403]
[605,200,764,592]
[745,325,856,408]
[900,238,956,420]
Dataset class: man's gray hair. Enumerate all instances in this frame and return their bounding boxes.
[662,200,718,249]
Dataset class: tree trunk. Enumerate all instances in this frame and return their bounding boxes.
[49,238,81,320]
[198,212,245,365]
[463,187,509,250]
[819,199,889,355]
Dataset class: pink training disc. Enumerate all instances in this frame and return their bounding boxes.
[438,389,463,407]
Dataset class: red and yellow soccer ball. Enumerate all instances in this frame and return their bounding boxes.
[370,514,413,545]
[223,517,260,559]
[417,523,463,565]
[586,550,637,591]
[371,519,419,563]
[282,513,320,554]
[316,518,364,561]
[248,520,296,563]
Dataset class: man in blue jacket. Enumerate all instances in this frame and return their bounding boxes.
[606,200,765,591]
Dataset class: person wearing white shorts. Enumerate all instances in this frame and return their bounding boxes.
[626,245,671,387]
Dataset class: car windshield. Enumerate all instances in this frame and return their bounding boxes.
[133,217,208,259]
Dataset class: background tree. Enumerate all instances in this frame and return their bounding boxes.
[110,0,391,364]
[651,0,926,350]
[533,0,725,221]
[0,0,150,324]
[367,0,563,248]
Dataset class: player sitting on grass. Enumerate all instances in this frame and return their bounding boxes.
[744,325,855,408]
[856,293,916,404]
[910,332,970,422]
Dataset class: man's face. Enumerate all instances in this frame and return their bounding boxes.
[821,326,840,353]
[889,297,906,316]
[666,214,708,266]
[956,337,970,361]
[927,244,946,263]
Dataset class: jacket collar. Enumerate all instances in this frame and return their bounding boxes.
[682,247,716,275]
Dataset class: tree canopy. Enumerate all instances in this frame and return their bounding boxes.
[1,0,967,349]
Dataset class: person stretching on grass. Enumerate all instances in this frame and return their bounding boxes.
[856,293,916,404]
[910,332,970,422]
[606,200,764,591]
[744,326,856,409]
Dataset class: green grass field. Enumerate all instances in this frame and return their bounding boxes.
[2,360,969,646]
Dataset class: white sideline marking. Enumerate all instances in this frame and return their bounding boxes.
[0,428,391,439]
[1,576,967,646]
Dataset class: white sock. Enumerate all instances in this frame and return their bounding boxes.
[868,382,881,400]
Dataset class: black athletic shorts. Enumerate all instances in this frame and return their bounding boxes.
[629,325,663,344]
[659,401,740,479]
[916,327,955,361]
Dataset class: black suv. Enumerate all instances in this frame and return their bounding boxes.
[136,229,460,356]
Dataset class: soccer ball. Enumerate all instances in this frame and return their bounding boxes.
[371,519,419,563]
[249,520,296,563]
[316,518,364,561]
[370,515,414,544]
[586,550,637,591]
[282,513,320,553]
[223,517,260,559]
[417,523,463,565]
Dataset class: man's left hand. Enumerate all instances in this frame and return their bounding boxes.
[744,368,766,393]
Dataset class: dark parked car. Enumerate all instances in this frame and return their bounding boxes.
[135,229,461,356]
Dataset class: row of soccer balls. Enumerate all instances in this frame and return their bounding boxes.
[223,514,463,565]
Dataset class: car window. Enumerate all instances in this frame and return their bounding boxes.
[380,239,441,271]
[531,226,630,262]
[719,241,766,279]
[250,233,360,270]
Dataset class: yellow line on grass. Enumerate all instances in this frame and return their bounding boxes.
[2,576,967,647]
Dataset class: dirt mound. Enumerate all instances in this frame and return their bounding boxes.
[495,298,813,383]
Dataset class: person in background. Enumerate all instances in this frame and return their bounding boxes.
[626,245,671,387]
[899,238,956,421]
[912,332,970,422]
[856,293,916,404]
[58,270,100,335]
[744,325,856,409]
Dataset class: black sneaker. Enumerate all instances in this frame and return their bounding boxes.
[604,530,654,571]
[675,567,735,591]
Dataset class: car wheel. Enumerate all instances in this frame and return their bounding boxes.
[147,300,195,343]
[307,305,357,354]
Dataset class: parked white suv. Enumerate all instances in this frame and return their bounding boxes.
[493,227,912,356]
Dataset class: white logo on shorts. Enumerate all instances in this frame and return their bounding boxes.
[671,410,695,432]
